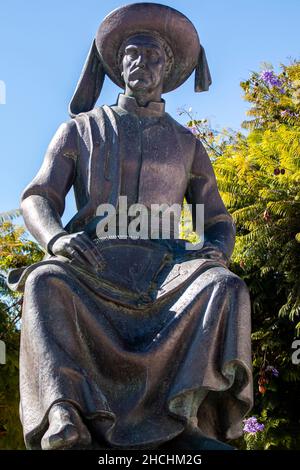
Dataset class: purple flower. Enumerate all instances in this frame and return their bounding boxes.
[243,417,265,434]
[280,109,298,118]
[260,70,282,88]
[265,365,279,377]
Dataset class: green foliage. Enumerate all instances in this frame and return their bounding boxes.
[0,221,43,449]
[180,200,200,244]
[182,60,300,449]
[0,296,24,449]
[0,221,43,272]
[240,61,300,131]
[0,209,21,223]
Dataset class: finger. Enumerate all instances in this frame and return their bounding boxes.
[72,231,95,248]
[71,239,104,269]
[66,245,89,265]
[80,233,96,249]
[53,245,74,260]
[79,235,106,267]
[62,234,104,267]
[75,239,100,267]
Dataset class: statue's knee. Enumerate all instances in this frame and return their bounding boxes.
[25,265,62,292]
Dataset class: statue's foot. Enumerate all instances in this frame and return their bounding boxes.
[163,424,235,451]
[41,402,92,450]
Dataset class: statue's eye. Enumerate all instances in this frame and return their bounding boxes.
[147,50,159,62]
[126,49,138,59]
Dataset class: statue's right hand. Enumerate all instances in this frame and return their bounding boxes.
[51,231,103,268]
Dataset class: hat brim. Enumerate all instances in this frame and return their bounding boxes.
[96,3,201,93]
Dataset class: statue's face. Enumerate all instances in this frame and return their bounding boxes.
[120,34,166,93]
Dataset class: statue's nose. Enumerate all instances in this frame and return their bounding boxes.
[135,54,146,68]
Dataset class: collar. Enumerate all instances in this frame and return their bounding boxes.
[117,94,165,118]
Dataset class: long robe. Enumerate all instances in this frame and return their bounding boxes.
[8,94,253,449]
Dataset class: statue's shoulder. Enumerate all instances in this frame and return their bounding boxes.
[46,118,78,155]
[66,107,110,142]
[55,117,78,136]
[165,113,197,139]
[70,105,118,128]
[70,106,106,123]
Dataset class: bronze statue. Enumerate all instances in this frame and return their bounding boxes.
[8,3,253,450]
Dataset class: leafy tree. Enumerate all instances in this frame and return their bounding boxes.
[182,60,300,449]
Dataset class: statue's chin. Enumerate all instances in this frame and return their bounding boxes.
[128,79,152,91]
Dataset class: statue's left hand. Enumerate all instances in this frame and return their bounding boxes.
[50,231,103,269]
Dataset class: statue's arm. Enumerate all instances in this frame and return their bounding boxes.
[185,139,236,263]
[21,121,77,251]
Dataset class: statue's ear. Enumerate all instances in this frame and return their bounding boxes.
[194,45,212,92]
[69,40,106,117]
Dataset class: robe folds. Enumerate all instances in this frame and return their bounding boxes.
[8,95,253,449]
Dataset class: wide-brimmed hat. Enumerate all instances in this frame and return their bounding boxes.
[69,3,212,117]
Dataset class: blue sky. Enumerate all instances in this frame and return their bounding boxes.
[0,0,299,225]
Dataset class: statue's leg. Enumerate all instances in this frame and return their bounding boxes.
[20,264,101,449]
[161,266,252,450]
[41,402,91,450]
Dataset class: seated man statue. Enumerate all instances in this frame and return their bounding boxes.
[8,3,253,450]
